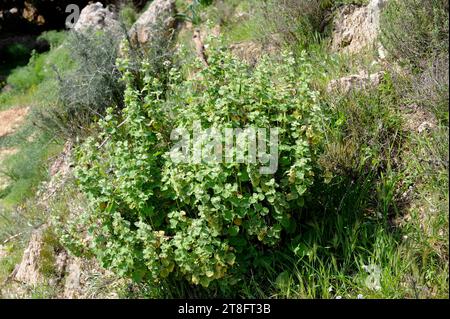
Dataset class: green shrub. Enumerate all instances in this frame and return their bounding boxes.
[6,32,71,92]
[71,40,324,289]
[6,51,46,91]
[58,30,124,119]
[4,43,30,62]
[119,2,139,30]
[38,30,67,49]
[161,48,324,287]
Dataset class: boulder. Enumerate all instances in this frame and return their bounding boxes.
[128,0,176,45]
[331,0,388,55]
[62,257,123,299]
[229,41,266,66]
[73,2,121,34]
[229,35,280,66]
[22,1,45,25]
[63,257,83,299]
[327,70,385,94]
[14,227,46,286]
[400,103,437,134]
[14,225,67,287]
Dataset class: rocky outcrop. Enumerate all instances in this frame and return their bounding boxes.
[229,36,280,66]
[128,0,176,45]
[13,225,66,287]
[73,2,121,34]
[22,1,45,25]
[14,227,46,286]
[331,0,388,55]
[62,257,122,299]
[36,141,73,207]
[229,41,266,66]
[327,1,390,95]
[63,257,82,298]
[400,103,437,134]
[327,70,385,94]
[12,141,73,287]
[11,225,120,298]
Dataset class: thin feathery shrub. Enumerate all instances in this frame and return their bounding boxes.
[35,16,175,139]
[57,30,125,124]
[381,0,449,123]
[380,0,449,71]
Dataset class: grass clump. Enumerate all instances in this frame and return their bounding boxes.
[380,0,449,70]
[0,129,62,207]
[380,0,449,123]
[6,33,71,93]
[118,2,139,30]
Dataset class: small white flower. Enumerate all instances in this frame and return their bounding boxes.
[335,296,342,299]
[357,294,364,299]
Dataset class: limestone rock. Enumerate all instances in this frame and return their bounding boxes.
[63,258,82,299]
[331,0,388,54]
[417,121,435,134]
[128,0,176,45]
[401,104,437,134]
[73,2,120,34]
[230,38,279,66]
[327,70,385,94]
[14,228,46,286]
[36,141,73,207]
[22,1,45,25]
[14,225,68,287]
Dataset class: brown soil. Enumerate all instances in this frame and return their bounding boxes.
[0,107,29,138]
